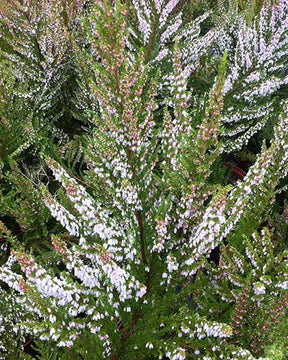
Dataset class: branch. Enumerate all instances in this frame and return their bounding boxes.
[136,209,147,265]
[145,15,159,64]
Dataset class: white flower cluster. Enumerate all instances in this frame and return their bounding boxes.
[253,282,266,295]
[193,320,232,340]
[152,214,171,252]
[46,159,138,261]
[43,193,80,237]
[225,108,288,233]
[165,347,186,360]
[0,286,26,355]
[167,254,179,273]
[161,47,192,174]
[228,348,269,360]
[274,106,288,176]
[221,144,276,239]
[185,191,227,267]
[179,315,232,343]
[179,13,219,78]
[129,0,217,78]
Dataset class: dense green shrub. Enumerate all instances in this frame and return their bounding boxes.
[0,0,287,359]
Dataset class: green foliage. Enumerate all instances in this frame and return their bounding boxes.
[0,1,287,359]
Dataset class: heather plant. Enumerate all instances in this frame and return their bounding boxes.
[0,0,287,360]
[0,0,91,262]
[202,226,288,357]
[125,0,288,152]
[126,0,218,70]
[220,0,288,152]
[0,0,92,158]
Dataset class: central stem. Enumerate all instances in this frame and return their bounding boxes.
[145,15,159,64]
[136,209,147,265]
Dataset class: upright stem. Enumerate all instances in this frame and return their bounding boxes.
[136,209,147,265]
[0,132,7,159]
[127,148,147,266]
[145,15,159,64]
